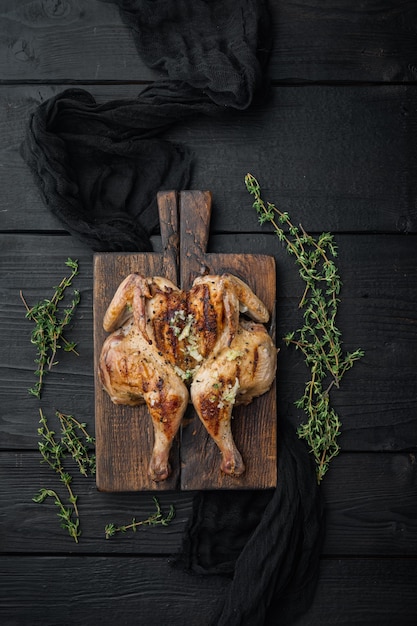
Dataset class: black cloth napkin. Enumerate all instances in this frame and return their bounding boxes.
[21,0,271,252]
[178,418,324,626]
[21,1,324,624]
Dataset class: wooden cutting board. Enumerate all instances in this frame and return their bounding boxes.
[93,190,277,492]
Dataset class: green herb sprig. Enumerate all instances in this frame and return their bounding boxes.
[33,487,81,544]
[105,497,175,539]
[20,258,80,398]
[245,173,364,482]
[34,408,81,542]
[33,409,96,543]
[57,411,96,477]
[24,264,175,543]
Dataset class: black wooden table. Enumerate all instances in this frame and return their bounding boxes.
[1,1,417,624]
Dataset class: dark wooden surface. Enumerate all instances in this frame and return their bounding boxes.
[1,1,417,624]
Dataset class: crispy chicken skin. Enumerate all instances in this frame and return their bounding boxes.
[99,272,276,480]
[189,276,276,476]
[187,274,269,356]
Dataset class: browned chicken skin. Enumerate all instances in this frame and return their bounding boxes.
[189,275,276,476]
[99,274,189,481]
[99,272,276,481]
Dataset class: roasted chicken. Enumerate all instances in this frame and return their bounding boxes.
[99,272,276,481]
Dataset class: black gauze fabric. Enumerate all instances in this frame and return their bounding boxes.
[111,0,272,109]
[21,1,324,623]
[178,418,324,626]
[21,86,194,251]
[21,0,272,251]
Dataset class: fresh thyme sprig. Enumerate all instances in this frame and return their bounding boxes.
[105,497,176,539]
[34,408,81,542]
[20,258,80,398]
[33,409,96,543]
[245,173,364,482]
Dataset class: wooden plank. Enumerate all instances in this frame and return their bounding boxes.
[321,452,417,556]
[1,233,416,452]
[0,555,226,626]
[0,235,96,448]
[0,1,416,83]
[166,85,417,236]
[1,555,416,626]
[271,0,417,83]
[294,558,417,626]
[1,84,417,235]
[1,450,416,556]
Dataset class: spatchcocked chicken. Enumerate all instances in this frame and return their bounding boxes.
[99,273,277,481]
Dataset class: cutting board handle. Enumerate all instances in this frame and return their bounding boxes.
[157,190,180,283]
[180,190,212,288]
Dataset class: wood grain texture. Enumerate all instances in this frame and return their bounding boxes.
[2,451,416,556]
[321,452,417,556]
[0,1,416,83]
[1,84,416,234]
[0,555,226,626]
[0,0,161,82]
[1,556,416,626]
[292,558,417,626]
[273,0,417,83]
